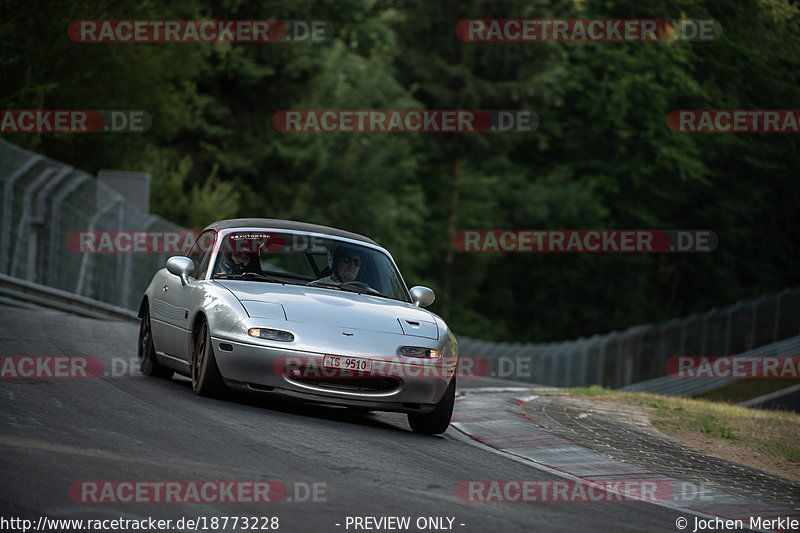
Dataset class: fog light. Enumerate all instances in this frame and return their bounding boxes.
[248,328,294,342]
[400,346,439,359]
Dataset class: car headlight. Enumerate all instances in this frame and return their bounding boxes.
[248,328,295,342]
[399,346,440,359]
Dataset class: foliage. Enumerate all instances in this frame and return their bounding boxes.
[2,0,799,341]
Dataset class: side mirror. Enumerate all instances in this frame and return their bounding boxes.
[409,286,435,308]
[166,256,194,286]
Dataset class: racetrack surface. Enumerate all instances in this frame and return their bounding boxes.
[0,305,701,532]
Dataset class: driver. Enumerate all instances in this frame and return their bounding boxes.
[216,237,265,276]
[216,235,264,276]
[216,251,263,276]
[314,246,364,285]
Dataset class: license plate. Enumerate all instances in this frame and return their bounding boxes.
[323,355,371,373]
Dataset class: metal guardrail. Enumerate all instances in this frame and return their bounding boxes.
[0,273,138,321]
[739,383,800,410]
[0,138,182,311]
[457,287,800,389]
[618,334,800,396]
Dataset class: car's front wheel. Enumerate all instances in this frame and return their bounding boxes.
[407,376,455,435]
[191,319,226,397]
[138,305,173,379]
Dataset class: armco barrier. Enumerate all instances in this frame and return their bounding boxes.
[0,138,182,311]
[0,273,137,321]
[457,288,800,389]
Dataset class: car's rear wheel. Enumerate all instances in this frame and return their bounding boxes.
[407,376,455,435]
[138,305,173,379]
[192,319,226,397]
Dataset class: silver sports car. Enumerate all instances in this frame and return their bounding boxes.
[138,218,458,434]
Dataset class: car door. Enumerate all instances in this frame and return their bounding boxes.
[150,272,190,358]
[150,230,216,360]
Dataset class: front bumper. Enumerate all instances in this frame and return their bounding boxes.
[211,336,454,413]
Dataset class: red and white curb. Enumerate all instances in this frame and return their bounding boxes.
[451,388,799,530]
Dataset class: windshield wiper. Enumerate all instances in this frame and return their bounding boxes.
[338,284,373,295]
[307,279,397,299]
[307,279,339,289]
[215,272,285,283]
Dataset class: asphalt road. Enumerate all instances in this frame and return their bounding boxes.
[0,305,692,533]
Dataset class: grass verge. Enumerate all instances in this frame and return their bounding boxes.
[561,385,800,480]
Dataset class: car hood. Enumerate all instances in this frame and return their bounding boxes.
[215,281,439,339]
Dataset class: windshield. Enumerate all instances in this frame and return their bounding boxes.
[210,231,410,302]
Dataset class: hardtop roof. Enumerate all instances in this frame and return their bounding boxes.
[203,218,377,245]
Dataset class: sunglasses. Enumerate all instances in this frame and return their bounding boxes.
[341,256,362,267]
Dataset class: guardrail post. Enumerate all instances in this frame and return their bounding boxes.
[724,305,734,355]
[48,172,90,288]
[773,289,787,342]
[11,167,56,281]
[75,196,124,296]
[0,155,42,275]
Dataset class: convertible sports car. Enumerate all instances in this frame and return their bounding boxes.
[138,218,458,434]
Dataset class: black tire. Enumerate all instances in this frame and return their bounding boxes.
[191,319,226,397]
[408,376,456,435]
[138,305,173,379]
